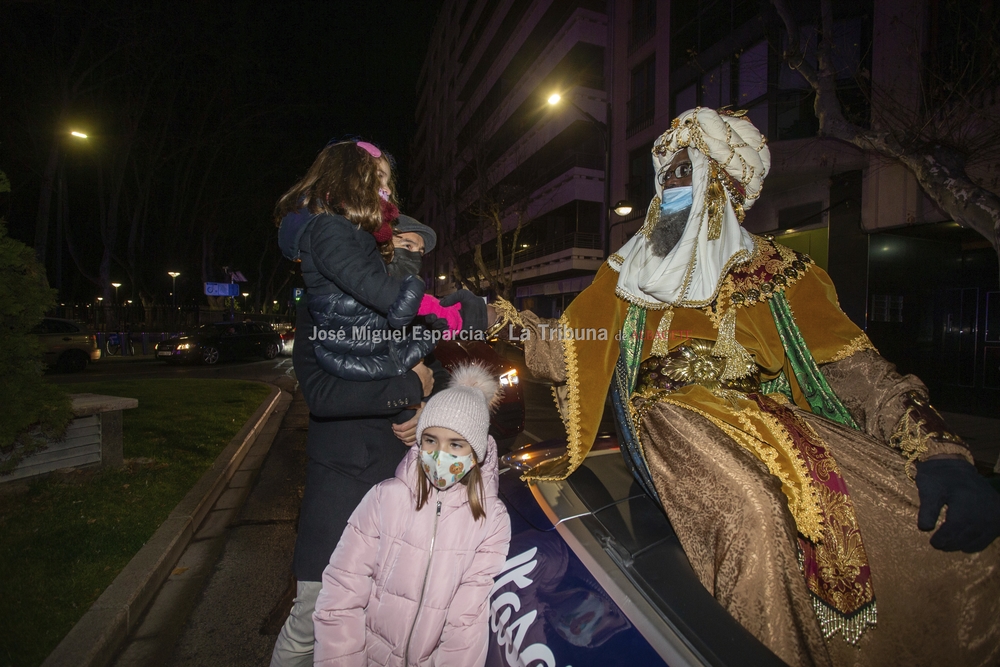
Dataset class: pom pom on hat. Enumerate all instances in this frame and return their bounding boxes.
[417,362,502,462]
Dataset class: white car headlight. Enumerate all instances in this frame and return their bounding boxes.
[176,343,192,350]
[499,369,519,386]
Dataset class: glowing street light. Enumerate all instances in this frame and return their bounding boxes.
[70,131,88,139]
[547,91,614,255]
[168,271,180,307]
[614,200,634,216]
[242,292,249,311]
[111,282,122,304]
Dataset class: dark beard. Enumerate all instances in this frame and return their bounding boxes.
[649,205,691,257]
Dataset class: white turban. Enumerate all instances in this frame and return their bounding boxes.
[611,108,771,308]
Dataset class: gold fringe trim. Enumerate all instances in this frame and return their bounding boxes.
[654,395,825,542]
[712,307,757,381]
[888,410,932,479]
[638,195,661,239]
[705,162,726,240]
[828,333,878,363]
[524,313,584,482]
[486,297,525,338]
[650,308,674,357]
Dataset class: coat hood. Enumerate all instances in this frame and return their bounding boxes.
[278,208,322,261]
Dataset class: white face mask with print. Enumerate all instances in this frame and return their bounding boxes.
[419,449,476,490]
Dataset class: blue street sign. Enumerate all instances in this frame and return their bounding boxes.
[204,282,241,297]
[292,287,304,302]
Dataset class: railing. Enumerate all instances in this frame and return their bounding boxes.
[527,151,605,193]
[628,16,656,54]
[626,97,655,138]
[48,304,294,333]
[510,232,602,265]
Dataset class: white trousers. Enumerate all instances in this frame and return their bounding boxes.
[270,580,323,667]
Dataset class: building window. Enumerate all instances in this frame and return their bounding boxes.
[629,0,656,53]
[871,294,904,323]
[701,60,731,110]
[673,82,696,117]
[627,56,656,137]
[737,41,768,105]
[628,141,656,209]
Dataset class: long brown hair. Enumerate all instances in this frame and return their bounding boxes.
[415,454,487,522]
[274,141,399,261]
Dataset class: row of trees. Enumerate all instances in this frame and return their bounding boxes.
[0,1,314,310]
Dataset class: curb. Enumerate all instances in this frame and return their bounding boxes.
[41,383,285,667]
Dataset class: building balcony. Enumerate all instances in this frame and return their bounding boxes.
[507,232,604,282]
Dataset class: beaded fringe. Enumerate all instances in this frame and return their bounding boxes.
[811,595,877,646]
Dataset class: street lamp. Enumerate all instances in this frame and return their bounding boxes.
[614,200,634,216]
[168,271,180,307]
[242,292,249,311]
[548,91,613,256]
[70,131,88,139]
[111,282,121,304]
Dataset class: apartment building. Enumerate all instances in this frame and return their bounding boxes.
[411,0,612,318]
[413,0,999,412]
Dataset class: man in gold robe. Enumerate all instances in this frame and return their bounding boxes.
[486,108,1000,667]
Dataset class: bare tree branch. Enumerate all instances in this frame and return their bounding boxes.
[771,0,1000,255]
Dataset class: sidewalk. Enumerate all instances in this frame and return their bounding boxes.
[41,381,292,667]
[111,383,307,666]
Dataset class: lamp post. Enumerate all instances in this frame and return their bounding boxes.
[167,271,180,307]
[547,93,614,257]
[111,282,121,304]
[242,292,249,312]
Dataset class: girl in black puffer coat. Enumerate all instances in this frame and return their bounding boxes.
[276,140,439,382]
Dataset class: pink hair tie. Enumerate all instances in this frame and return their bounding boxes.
[356,141,382,158]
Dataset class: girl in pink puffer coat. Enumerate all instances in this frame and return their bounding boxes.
[313,364,511,667]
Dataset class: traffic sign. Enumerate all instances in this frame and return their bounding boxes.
[204,282,240,297]
[292,287,304,302]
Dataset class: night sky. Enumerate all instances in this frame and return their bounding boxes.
[0,0,443,305]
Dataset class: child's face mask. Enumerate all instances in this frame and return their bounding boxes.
[419,449,475,490]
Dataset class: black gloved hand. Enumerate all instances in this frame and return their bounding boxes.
[439,289,487,332]
[421,314,450,332]
[916,458,1000,553]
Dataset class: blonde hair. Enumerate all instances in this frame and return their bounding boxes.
[274,141,399,261]
[415,453,486,522]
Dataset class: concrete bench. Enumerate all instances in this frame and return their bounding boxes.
[3,393,139,483]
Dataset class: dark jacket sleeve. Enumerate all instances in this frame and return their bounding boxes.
[307,214,423,317]
[293,304,423,418]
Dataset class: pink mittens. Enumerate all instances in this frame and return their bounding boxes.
[417,294,463,333]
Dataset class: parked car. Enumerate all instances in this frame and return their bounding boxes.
[486,436,785,667]
[31,317,101,372]
[154,321,282,365]
[279,326,295,356]
[433,339,525,447]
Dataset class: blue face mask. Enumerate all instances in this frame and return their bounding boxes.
[660,186,693,215]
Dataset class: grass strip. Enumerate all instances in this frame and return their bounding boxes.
[0,378,272,667]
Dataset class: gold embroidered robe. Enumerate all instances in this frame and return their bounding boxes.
[512,241,1000,667]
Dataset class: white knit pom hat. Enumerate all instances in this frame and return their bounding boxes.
[416,362,502,461]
